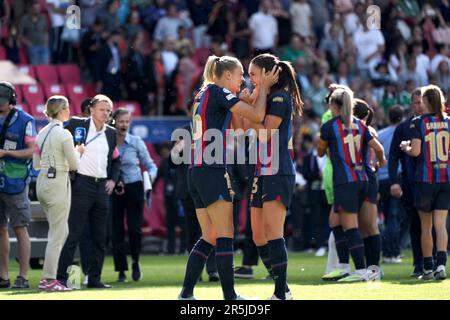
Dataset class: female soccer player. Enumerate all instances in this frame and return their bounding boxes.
[178,55,279,300]
[318,87,386,282]
[400,84,449,280]
[353,99,382,280]
[241,53,303,300]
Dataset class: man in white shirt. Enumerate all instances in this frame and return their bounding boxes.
[249,0,278,54]
[353,16,385,76]
[57,95,121,289]
[153,4,193,44]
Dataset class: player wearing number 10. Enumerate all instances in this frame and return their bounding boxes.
[318,87,386,282]
[401,84,450,280]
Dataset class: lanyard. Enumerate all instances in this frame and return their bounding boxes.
[85,132,103,146]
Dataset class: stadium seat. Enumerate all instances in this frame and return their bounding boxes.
[18,47,28,64]
[43,83,67,99]
[14,102,30,114]
[17,64,37,79]
[0,46,6,60]
[116,101,141,116]
[65,84,88,116]
[57,64,81,84]
[35,65,59,85]
[21,84,45,117]
[83,83,96,97]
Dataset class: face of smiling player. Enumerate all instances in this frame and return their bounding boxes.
[248,62,263,89]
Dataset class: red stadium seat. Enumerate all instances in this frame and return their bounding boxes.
[17,65,37,79]
[35,65,59,85]
[65,84,87,116]
[13,85,23,103]
[43,83,67,99]
[116,101,141,116]
[83,83,96,97]
[0,46,7,60]
[18,47,28,64]
[57,64,81,84]
[21,84,45,117]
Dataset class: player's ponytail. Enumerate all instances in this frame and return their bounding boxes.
[202,55,220,87]
[353,98,374,126]
[422,84,446,120]
[330,87,354,128]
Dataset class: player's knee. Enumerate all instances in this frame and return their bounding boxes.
[252,236,267,247]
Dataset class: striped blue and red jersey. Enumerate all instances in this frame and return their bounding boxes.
[256,90,295,177]
[190,84,240,168]
[320,116,373,186]
[410,113,450,184]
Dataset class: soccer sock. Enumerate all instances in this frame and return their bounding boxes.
[216,237,236,300]
[269,238,288,300]
[424,256,434,272]
[180,238,213,298]
[332,226,350,265]
[437,251,447,267]
[257,244,273,276]
[345,228,366,270]
[326,232,339,273]
[364,235,381,266]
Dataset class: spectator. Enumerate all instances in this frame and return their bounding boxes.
[271,0,291,47]
[96,0,120,34]
[207,0,230,43]
[249,0,278,55]
[431,44,450,74]
[95,32,123,101]
[124,31,157,116]
[294,57,310,92]
[2,25,20,64]
[140,0,167,34]
[399,0,420,21]
[18,1,50,65]
[125,9,144,40]
[411,42,430,83]
[290,0,312,38]
[308,0,328,43]
[434,59,450,93]
[46,0,73,63]
[304,73,328,116]
[388,41,408,82]
[153,3,193,44]
[0,0,10,41]
[80,0,102,29]
[399,55,427,87]
[353,15,385,76]
[81,19,106,82]
[229,7,251,59]
[187,0,212,49]
[439,0,450,23]
[334,61,351,87]
[0,82,36,290]
[175,26,193,53]
[176,44,197,112]
[320,24,344,69]
[281,34,306,64]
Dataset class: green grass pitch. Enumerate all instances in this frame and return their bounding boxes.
[1,251,449,300]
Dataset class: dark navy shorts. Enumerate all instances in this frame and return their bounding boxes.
[333,181,369,214]
[365,170,379,205]
[250,175,295,209]
[415,182,450,212]
[188,167,233,209]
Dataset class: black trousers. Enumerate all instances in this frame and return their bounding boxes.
[401,185,423,267]
[166,195,186,254]
[182,196,217,273]
[112,181,144,272]
[308,189,331,248]
[57,175,109,284]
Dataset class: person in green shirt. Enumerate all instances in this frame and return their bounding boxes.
[281,34,306,64]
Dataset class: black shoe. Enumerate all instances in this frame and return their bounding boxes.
[117,271,127,283]
[0,277,10,289]
[12,276,29,289]
[234,266,254,279]
[411,266,424,277]
[132,262,142,282]
[208,272,219,282]
[87,282,113,289]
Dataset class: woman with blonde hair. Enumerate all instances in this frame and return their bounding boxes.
[33,95,84,291]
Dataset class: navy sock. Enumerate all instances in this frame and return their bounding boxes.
[257,244,273,276]
[332,226,349,264]
[258,244,289,292]
[269,238,288,300]
[345,228,366,270]
[365,235,381,266]
[216,237,236,300]
[437,251,447,267]
[424,256,434,271]
[181,239,213,298]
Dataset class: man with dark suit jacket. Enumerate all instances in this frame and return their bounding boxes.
[57,94,121,289]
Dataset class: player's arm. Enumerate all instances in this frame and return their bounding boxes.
[400,138,421,157]
[368,138,387,167]
[247,115,283,143]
